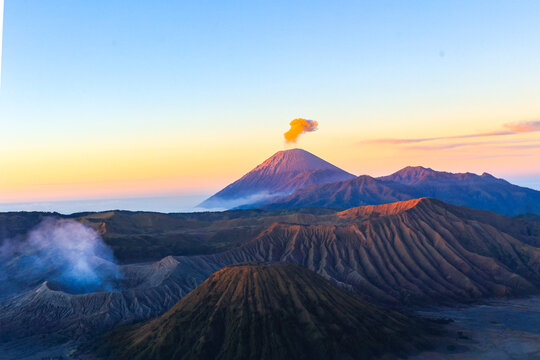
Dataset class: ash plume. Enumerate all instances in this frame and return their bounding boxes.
[284,118,318,143]
[0,218,121,296]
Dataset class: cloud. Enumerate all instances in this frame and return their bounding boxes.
[364,120,540,145]
[468,153,534,159]
[284,118,318,143]
[195,191,289,211]
[498,144,540,150]
[406,139,540,151]
[504,121,540,132]
[406,142,477,150]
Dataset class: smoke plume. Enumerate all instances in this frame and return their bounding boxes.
[0,218,121,296]
[284,118,318,143]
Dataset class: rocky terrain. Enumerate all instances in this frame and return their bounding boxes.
[88,263,437,360]
[412,295,540,359]
[212,198,540,304]
[0,207,335,263]
[2,197,540,355]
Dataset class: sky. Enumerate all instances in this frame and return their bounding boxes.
[0,0,539,212]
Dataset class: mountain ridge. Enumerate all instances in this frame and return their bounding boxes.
[89,263,435,360]
[265,165,540,216]
[378,165,510,185]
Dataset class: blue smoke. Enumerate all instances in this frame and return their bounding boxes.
[0,218,121,295]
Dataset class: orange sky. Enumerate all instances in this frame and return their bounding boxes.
[1,119,538,203]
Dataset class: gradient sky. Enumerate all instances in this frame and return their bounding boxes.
[1,1,539,208]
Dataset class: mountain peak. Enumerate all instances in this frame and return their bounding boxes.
[93,262,432,360]
[252,148,345,176]
[400,165,436,173]
[379,166,438,184]
[199,149,355,209]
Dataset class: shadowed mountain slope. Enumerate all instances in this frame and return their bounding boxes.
[0,212,60,240]
[0,208,336,264]
[215,198,540,304]
[380,166,540,215]
[90,263,434,360]
[74,207,336,262]
[517,213,540,224]
[265,166,540,215]
[2,199,540,345]
[199,149,355,209]
[264,175,415,209]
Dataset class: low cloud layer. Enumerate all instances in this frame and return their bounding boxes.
[196,191,288,211]
[284,118,318,143]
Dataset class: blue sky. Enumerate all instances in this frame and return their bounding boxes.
[0,1,539,211]
[3,1,540,134]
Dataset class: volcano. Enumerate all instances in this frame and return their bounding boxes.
[198,148,355,209]
[198,149,539,215]
[89,263,434,360]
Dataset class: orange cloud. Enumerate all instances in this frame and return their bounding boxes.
[284,118,318,143]
[406,139,540,151]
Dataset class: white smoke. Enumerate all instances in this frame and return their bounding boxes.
[0,218,121,296]
[196,191,289,211]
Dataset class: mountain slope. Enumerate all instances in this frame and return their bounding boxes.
[265,175,415,209]
[199,149,355,209]
[90,263,434,360]
[379,166,540,215]
[3,199,540,347]
[0,208,336,265]
[0,256,207,344]
[379,166,503,185]
[265,166,540,215]
[217,198,540,304]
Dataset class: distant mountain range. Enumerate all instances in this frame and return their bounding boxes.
[89,263,435,360]
[200,149,540,215]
